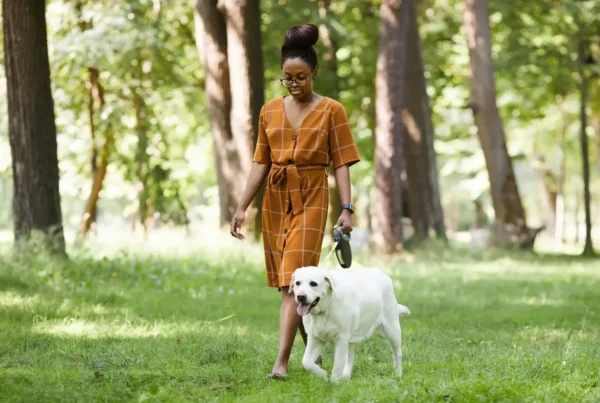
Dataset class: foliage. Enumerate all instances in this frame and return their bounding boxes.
[43,0,206,229]
[0,239,599,401]
[0,0,598,237]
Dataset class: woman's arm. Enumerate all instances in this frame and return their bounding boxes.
[230,162,271,239]
[334,164,352,206]
[334,164,353,233]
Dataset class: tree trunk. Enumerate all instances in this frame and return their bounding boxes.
[463,0,530,248]
[402,0,446,242]
[78,67,110,237]
[317,0,342,236]
[373,0,409,253]
[134,94,150,234]
[574,192,580,244]
[193,0,246,226]
[555,105,566,245]
[534,155,556,236]
[593,119,600,171]
[75,0,99,226]
[217,0,265,238]
[578,38,594,256]
[3,0,66,255]
[87,70,99,225]
[79,132,112,236]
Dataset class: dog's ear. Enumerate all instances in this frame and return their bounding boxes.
[324,274,335,294]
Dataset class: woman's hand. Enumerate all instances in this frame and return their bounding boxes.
[230,209,246,240]
[335,210,353,233]
[228,162,271,240]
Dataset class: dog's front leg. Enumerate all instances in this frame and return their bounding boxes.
[330,335,350,382]
[302,336,328,381]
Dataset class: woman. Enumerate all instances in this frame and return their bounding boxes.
[229,24,360,378]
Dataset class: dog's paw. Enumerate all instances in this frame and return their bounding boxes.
[330,374,350,383]
[309,368,329,382]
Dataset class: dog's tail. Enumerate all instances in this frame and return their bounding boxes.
[397,304,411,316]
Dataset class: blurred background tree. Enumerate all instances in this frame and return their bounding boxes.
[0,0,598,256]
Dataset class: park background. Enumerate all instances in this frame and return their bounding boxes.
[0,0,599,402]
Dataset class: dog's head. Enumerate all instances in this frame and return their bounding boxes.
[289,266,335,317]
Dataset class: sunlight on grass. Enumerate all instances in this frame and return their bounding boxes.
[516,327,597,344]
[0,234,598,402]
[0,291,40,309]
[502,295,566,307]
[32,318,249,340]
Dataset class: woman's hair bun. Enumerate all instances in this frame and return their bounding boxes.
[283,24,319,50]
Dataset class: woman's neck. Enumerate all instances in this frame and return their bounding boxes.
[290,92,316,105]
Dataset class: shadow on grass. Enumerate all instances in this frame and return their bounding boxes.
[1,248,599,401]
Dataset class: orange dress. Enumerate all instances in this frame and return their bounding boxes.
[253,96,361,288]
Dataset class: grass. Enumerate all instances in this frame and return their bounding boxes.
[0,233,599,402]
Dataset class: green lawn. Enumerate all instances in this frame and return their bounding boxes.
[0,238,599,402]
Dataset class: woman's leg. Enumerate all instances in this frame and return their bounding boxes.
[271,286,307,374]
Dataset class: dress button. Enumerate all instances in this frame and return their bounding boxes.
[288,159,294,164]
[292,135,296,140]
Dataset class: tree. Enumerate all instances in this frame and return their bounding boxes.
[462,0,530,248]
[3,0,66,255]
[316,0,343,236]
[372,0,409,253]
[78,67,112,237]
[402,0,446,242]
[217,0,265,237]
[74,0,112,237]
[194,0,262,225]
[578,37,594,256]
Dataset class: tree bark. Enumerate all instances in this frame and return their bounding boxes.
[593,119,600,171]
[3,0,66,255]
[134,94,150,234]
[217,0,265,238]
[402,0,446,242]
[317,0,342,236]
[578,38,594,256]
[534,155,556,236]
[194,0,248,226]
[78,67,110,236]
[555,105,566,244]
[79,132,112,236]
[574,192,580,244]
[373,0,409,253]
[463,0,530,248]
[75,1,97,227]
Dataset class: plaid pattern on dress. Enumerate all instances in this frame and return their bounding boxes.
[253,96,360,288]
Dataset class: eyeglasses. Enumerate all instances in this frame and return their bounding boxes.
[280,77,308,87]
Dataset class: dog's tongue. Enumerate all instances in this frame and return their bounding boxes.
[297,303,311,316]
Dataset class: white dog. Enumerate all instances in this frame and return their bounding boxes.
[290,266,410,382]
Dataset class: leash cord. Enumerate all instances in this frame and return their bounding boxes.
[319,240,339,266]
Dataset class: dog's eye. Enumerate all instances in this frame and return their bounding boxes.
[309,281,318,287]
[295,281,301,286]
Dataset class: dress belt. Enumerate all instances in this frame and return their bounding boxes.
[270,163,327,215]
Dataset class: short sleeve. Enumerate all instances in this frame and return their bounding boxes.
[252,105,271,164]
[329,103,360,169]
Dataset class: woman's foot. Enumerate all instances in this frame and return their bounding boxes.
[271,359,288,375]
[267,360,288,379]
[266,371,287,380]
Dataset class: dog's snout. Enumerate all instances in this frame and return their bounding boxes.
[297,293,307,302]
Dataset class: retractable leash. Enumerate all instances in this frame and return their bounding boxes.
[320,225,352,268]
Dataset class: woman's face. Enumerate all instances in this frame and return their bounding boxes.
[281,58,315,101]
